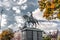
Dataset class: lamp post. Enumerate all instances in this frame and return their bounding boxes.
[0,13,1,29]
[0,9,3,29]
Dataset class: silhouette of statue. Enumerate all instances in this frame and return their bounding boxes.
[23,12,39,28]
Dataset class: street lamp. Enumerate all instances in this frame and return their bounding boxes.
[0,9,4,29]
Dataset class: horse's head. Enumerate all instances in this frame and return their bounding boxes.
[23,15,29,19]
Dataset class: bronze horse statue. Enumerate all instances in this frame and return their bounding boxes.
[23,12,39,28]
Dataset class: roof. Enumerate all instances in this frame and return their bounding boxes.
[22,27,43,32]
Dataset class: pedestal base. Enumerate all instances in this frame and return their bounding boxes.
[22,27,43,40]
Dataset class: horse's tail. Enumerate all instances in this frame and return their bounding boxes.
[37,21,39,25]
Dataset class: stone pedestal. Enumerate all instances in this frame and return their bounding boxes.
[22,28,42,40]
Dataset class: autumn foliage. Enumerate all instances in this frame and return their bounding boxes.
[38,0,60,20]
[0,29,14,40]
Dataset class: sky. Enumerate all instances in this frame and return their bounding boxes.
[0,0,60,32]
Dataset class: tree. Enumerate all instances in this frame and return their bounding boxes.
[43,36,51,40]
[38,0,60,20]
[0,29,14,40]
